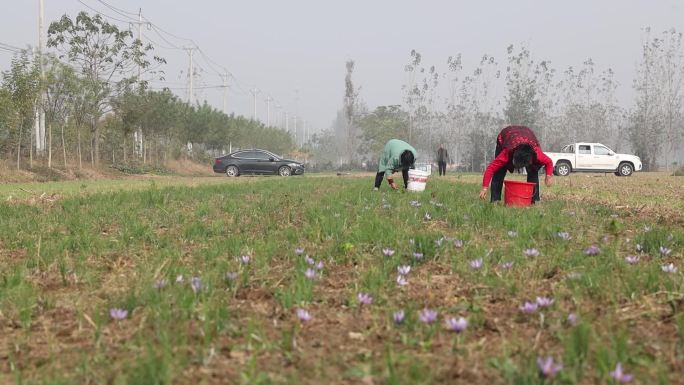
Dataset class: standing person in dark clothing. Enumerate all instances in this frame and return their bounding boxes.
[436,144,449,176]
[374,139,417,190]
[479,126,554,203]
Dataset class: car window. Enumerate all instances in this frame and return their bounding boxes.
[252,151,272,160]
[594,146,611,155]
[562,145,574,154]
[234,151,257,159]
[578,145,591,155]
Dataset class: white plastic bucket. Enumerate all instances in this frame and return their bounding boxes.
[407,169,429,192]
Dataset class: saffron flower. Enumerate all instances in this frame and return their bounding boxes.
[224,272,239,281]
[109,308,128,320]
[190,277,203,293]
[537,356,563,379]
[453,240,464,248]
[536,296,554,308]
[396,275,409,286]
[584,245,601,256]
[662,263,677,273]
[659,246,672,256]
[610,363,634,383]
[523,248,540,257]
[507,230,517,237]
[557,232,572,241]
[397,265,411,276]
[499,261,514,270]
[296,308,312,322]
[624,255,640,265]
[413,252,424,260]
[445,317,468,333]
[393,310,405,324]
[304,255,315,265]
[382,248,395,257]
[357,292,373,306]
[567,312,578,326]
[419,308,438,324]
[295,247,305,255]
[153,279,168,289]
[304,268,317,280]
[314,261,324,270]
[175,275,184,284]
[519,301,538,314]
[469,258,483,270]
[240,255,251,264]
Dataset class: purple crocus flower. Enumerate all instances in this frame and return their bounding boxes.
[240,255,251,264]
[508,230,517,237]
[396,275,409,286]
[523,248,540,258]
[469,258,483,270]
[109,308,128,320]
[153,279,168,289]
[499,261,514,270]
[557,232,572,240]
[295,247,305,255]
[659,246,672,256]
[413,252,424,260]
[224,272,239,281]
[382,248,395,257]
[397,265,411,276]
[314,261,324,270]
[393,310,405,324]
[419,308,438,324]
[610,363,634,383]
[304,255,315,265]
[296,308,312,322]
[537,356,563,379]
[519,301,538,314]
[624,255,640,265]
[445,317,468,333]
[567,312,578,326]
[453,240,464,248]
[536,296,554,308]
[584,245,601,256]
[662,263,677,273]
[357,292,373,306]
[190,277,203,293]
[304,268,317,280]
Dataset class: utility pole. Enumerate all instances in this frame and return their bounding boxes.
[265,95,273,126]
[183,46,197,105]
[285,111,289,133]
[220,71,229,114]
[293,115,297,146]
[131,8,148,158]
[250,88,260,121]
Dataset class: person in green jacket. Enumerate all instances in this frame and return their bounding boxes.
[374,139,417,190]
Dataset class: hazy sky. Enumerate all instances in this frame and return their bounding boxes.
[1,0,682,136]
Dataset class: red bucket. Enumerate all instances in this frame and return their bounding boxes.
[503,180,535,207]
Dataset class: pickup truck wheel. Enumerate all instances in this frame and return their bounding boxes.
[618,162,633,177]
[554,162,571,177]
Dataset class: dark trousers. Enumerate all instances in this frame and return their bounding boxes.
[374,169,409,189]
[490,144,541,203]
[438,161,447,176]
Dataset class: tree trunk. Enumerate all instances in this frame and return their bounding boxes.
[77,127,82,169]
[123,136,127,163]
[16,123,22,170]
[29,123,33,169]
[48,123,52,169]
[92,118,100,166]
[61,124,67,168]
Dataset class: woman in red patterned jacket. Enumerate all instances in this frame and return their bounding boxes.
[479,126,554,203]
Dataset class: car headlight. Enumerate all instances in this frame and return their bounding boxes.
[289,163,302,168]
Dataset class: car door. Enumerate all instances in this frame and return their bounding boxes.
[252,150,277,173]
[575,145,593,169]
[592,145,617,170]
[234,151,259,173]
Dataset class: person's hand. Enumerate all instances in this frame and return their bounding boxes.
[479,187,488,200]
[545,175,553,187]
[388,178,398,190]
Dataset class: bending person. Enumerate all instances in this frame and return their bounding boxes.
[374,139,417,190]
[479,125,553,203]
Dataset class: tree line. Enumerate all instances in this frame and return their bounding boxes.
[313,28,684,172]
[0,11,294,171]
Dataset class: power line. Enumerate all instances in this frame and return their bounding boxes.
[77,0,133,24]
[96,0,139,18]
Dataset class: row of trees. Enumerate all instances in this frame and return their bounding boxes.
[0,11,294,171]
[314,28,684,172]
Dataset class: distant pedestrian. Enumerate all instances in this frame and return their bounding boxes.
[374,139,417,190]
[436,144,450,176]
[479,126,554,203]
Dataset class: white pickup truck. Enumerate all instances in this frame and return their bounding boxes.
[545,143,642,177]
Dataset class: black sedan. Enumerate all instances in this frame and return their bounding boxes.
[213,149,305,177]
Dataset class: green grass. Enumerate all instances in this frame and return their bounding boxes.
[0,175,681,384]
